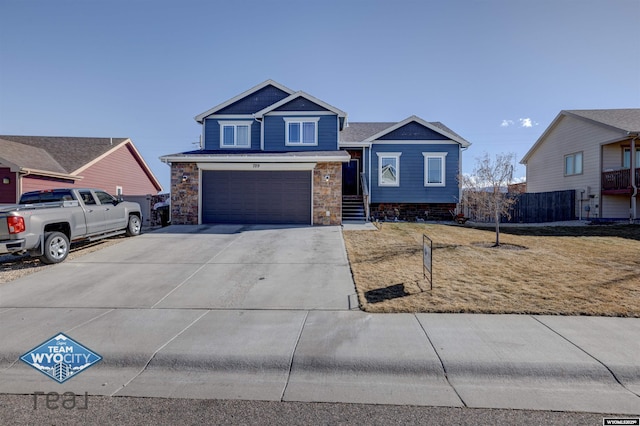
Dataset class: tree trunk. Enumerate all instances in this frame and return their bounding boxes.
[494,211,500,247]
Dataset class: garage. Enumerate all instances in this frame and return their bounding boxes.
[201,170,312,224]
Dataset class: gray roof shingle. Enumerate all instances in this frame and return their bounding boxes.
[0,136,127,174]
[564,109,640,133]
[340,121,469,144]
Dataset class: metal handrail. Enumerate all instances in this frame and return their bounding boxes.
[360,172,370,220]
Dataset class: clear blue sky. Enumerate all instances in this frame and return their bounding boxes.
[1,0,638,192]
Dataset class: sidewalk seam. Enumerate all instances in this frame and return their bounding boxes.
[280,310,310,401]
[110,310,211,397]
[532,316,640,399]
[414,314,467,407]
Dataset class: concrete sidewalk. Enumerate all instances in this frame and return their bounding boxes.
[0,225,638,415]
[0,309,638,414]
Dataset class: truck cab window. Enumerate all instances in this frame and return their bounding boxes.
[79,191,96,205]
[95,191,116,205]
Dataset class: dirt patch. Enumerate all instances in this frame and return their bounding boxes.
[343,223,640,316]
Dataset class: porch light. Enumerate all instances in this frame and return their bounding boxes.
[2,177,9,184]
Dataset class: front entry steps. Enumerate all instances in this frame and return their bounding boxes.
[342,195,366,221]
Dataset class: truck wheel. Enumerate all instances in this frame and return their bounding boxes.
[125,215,141,237]
[39,232,70,264]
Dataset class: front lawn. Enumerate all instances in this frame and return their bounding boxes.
[342,223,640,316]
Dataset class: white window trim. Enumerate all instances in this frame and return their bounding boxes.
[284,117,320,146]
[219,121,252,148]
[423,152,447,187]
[564,151,583,176]
[376,152,402,187]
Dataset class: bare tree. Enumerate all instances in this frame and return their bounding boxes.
[461,152,518,246]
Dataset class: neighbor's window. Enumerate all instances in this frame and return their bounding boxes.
[284,117,319,145]
[423,152,447,186]
[377,152,401,186]
[220,121,252,148]
[564,152,583,176]
[623,147,640,168]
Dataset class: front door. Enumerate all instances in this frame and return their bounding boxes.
[342,159,360,195]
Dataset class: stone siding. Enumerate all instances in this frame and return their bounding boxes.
[170,163,199,224]
[371,202,456,221]
[313,162,342,225]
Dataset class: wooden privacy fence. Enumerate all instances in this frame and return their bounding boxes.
[506,190,576,223]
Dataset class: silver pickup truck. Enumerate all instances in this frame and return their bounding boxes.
[0,188,142,264]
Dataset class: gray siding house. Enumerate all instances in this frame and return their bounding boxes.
[521,109,640,221]
[160,80,470,225]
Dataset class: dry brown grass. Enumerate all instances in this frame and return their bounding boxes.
[343,223,640,316]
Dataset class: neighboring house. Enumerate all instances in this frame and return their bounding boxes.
[521,109,640,221]
[160,80,470,225]
[0,136,162,204]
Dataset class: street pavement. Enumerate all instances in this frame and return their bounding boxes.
[0,224,638,417]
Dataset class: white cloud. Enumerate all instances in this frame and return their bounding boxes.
[500,119,514,127]
[519,118,538,128]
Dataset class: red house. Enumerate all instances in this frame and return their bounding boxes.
[0,136,162,204]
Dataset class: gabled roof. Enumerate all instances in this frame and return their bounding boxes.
[563,109,640,133]
[0,138,69,174]
[0,135,162,190]
[520,109,640,164]
[194,79,295,123]
[339,115,471,147]
[0,136,129,173]
[254,91,347,120]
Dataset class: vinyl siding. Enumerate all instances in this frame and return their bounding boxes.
[378,122,448,141]
[215,85,290,115]
[602,195,631,219]
[526,115,622,194]
[0,167,18,203]
[263,115,338,151]
[76,144,160,195]
[274,97,330,112]
[369,143,459,203]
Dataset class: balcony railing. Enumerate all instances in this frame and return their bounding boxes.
[602,169,640,192]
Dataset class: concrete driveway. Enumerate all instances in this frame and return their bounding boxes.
[0,224,356,310]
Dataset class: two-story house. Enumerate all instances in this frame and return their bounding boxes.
[521,109,640,221]
[160,80,470,225]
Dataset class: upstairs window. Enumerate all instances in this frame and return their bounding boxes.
[564,152,583,176]
[623,147,640,168]
[284,117,319,145]
[423,152,447,186]
[220,121,251,148]
[377,152,401,186]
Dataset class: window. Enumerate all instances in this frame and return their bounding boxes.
[95,190,117,205]
[219,121,252,148]
[284,117,319,145]
[78,190,96,205]
[423,152,447,186]
[564,152,583,176]
[377,153,401,186]
[623,147,640,168]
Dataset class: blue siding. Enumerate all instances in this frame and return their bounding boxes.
[216,85,290,115]
[368,143,460,203]
[274,97,330,112]
[204,118,261,151]
[263,115,339,151]
[378,122,448,140]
